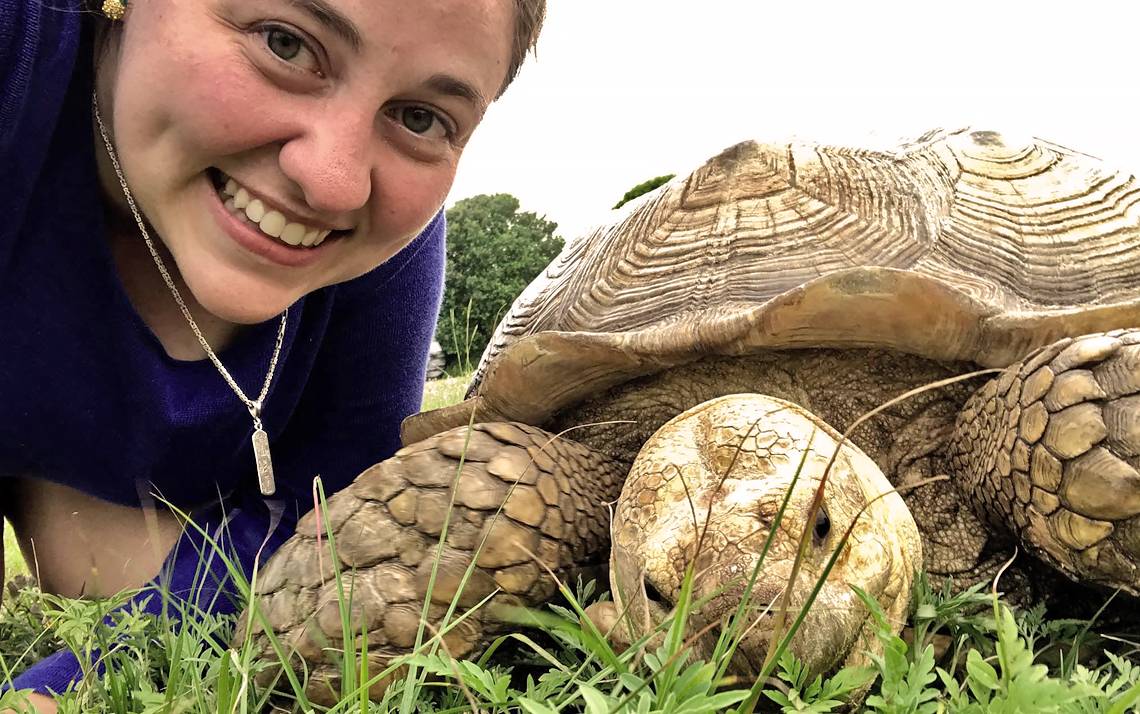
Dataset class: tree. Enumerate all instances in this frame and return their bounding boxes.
[438,194,563,371]
[613,173,676,209]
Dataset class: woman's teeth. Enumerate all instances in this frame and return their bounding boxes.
[219,177,332,248]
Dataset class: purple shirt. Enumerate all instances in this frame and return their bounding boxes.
[1,0,445,693]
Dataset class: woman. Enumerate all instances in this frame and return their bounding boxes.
[0,0,544,708]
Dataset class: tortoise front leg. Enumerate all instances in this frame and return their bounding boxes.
[949,330,1140,592]
[242,422,625,705]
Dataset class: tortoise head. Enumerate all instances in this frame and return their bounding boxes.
[588,394,921,678]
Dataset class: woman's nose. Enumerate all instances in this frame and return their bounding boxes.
[278,112,374,216]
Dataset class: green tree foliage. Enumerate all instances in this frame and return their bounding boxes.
[438,194,563,369]
[613,173,676,209]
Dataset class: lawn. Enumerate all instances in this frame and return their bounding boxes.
[421,372,471,412]
[3,372,1140,712]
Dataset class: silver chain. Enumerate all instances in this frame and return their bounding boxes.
[92,93,287,428]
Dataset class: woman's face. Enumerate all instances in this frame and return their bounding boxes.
[98,0,514,324]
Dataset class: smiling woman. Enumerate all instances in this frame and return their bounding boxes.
[95,0,519,333]
[0,0,544,708]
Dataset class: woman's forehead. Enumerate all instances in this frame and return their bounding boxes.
[270,0,515,97]
[288,0,513,53]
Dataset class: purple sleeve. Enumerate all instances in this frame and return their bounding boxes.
[0,0,84,695]
[6,215,446,695]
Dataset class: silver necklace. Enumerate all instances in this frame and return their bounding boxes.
[93,93,285,497]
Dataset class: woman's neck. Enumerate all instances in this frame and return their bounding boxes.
[92,35,243,361]
[105,212,243,361]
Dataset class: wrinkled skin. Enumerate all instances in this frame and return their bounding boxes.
[585,394,921,680]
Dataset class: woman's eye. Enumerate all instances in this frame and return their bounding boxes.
[262,28,321,74]
[398,107,449,139]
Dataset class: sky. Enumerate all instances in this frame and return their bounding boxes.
[447,0,1140,240]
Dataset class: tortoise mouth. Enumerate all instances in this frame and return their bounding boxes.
[640,572,779,645]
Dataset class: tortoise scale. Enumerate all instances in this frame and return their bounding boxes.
[242,128,1140,704]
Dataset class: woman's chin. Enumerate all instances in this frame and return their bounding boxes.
[188,281,297,327]
[213,300,291,326]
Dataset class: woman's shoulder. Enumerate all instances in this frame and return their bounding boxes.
[2,0,88,185]
[1,0,87,124]
[1,0,88,256]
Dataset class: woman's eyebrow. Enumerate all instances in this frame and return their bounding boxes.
[426,74,489,116]
[286,0,362,51]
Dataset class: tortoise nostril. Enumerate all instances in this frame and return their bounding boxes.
[813,508,831,543]
[643,578,669,606]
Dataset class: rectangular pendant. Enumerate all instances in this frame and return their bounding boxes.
[252,427,276,496]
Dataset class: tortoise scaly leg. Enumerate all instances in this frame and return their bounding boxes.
[949,330,1140,592]
[241,422,625,705]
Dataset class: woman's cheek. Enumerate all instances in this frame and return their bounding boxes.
[377,172,453,240]
[174,58,295,154]
[381,148,458,215]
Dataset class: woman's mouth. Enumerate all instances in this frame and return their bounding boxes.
[210,170,338,249]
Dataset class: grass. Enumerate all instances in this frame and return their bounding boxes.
[3,521,25,583]
[3,371,1140,712]
[422,373,472,412]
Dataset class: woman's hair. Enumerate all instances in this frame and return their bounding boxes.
[501,0,546,97]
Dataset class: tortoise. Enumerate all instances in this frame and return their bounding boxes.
[242,127,1140,704]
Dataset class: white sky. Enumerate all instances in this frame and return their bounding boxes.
[448,0,1140,239]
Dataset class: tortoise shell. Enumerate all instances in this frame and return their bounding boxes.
[405,128,1140,443]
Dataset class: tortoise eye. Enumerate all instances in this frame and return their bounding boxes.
[813,508,831,543]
